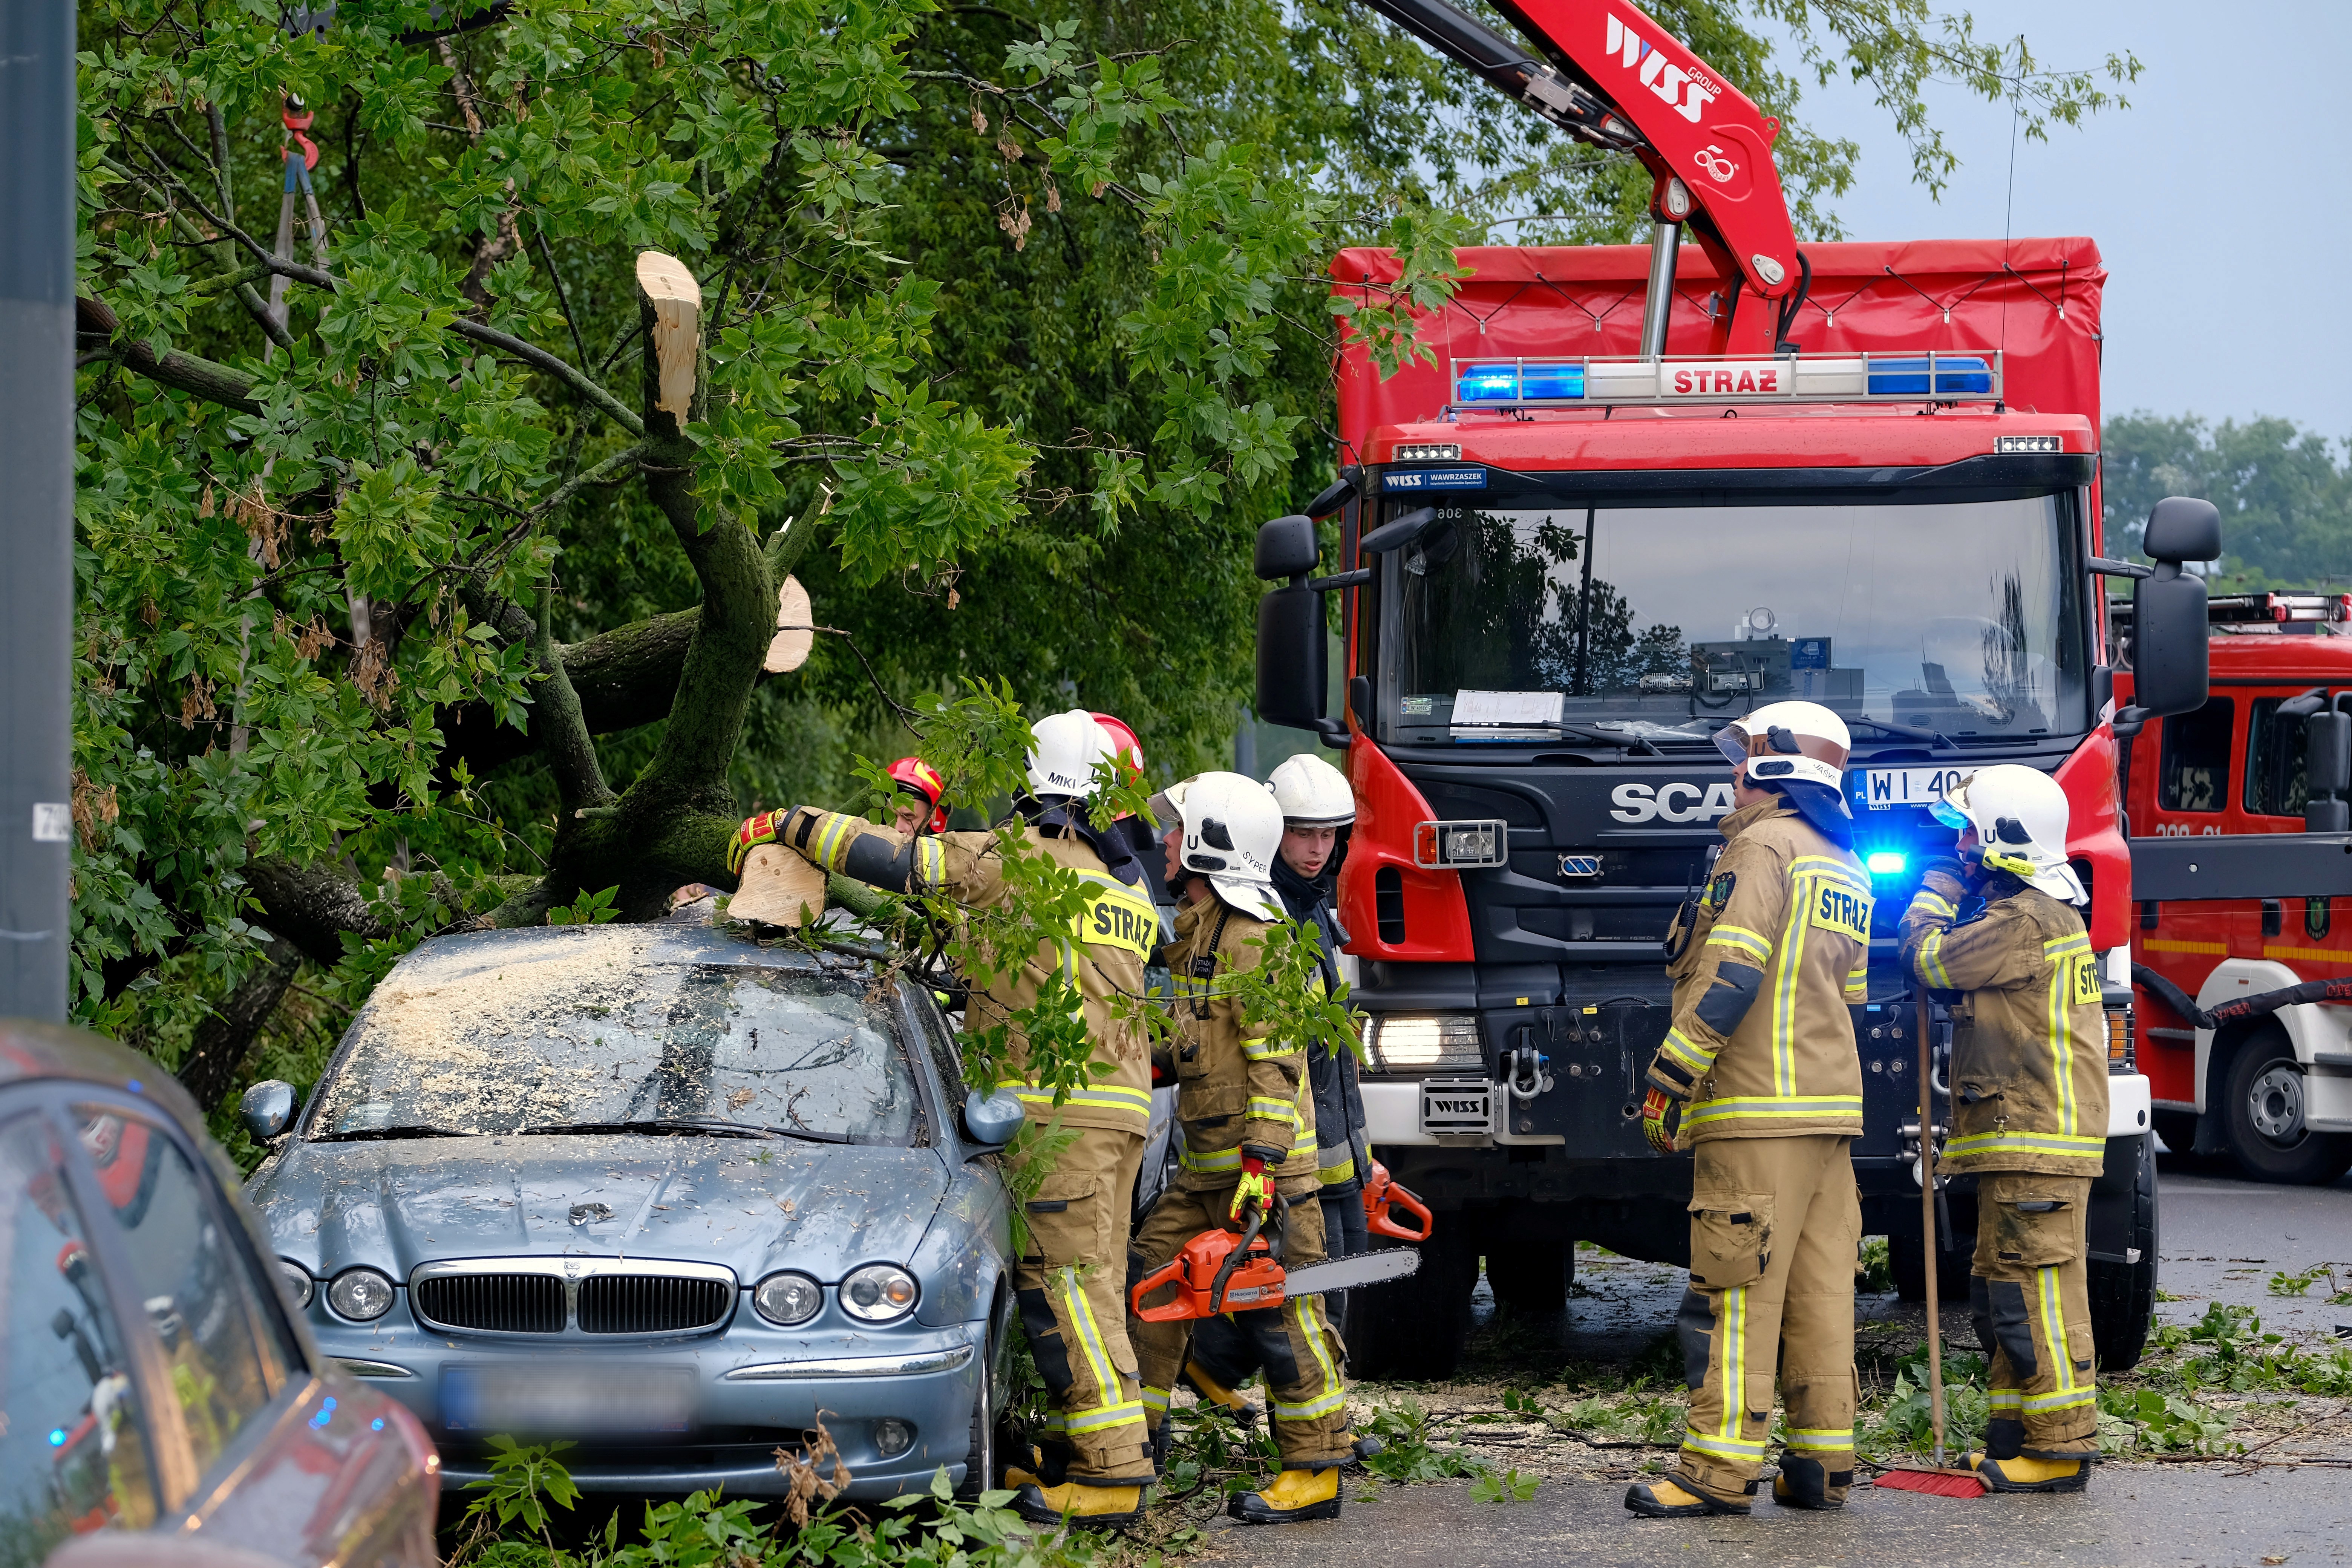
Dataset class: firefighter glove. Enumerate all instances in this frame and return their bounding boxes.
[1230,1155,1276,1222]
[1918,855,1972,899]
[729,809,787,876]
[1640,1086,1681,1155]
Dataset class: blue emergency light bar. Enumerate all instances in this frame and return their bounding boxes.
[1450,352,2001,410]
[1864,850,1909,877]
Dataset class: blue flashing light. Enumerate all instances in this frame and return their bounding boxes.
[126,1080,142,1093]
[1457,362,1585,403]
[371,1418,385,1432]
[49,1428,69,1448]
[1867,357,1992,396]
[1865,850,1909,877]
[309,1395,338,1431]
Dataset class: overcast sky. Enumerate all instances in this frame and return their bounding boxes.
[1761,0,2351,439]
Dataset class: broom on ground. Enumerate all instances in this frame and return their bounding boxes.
[1872,990,1990,1500]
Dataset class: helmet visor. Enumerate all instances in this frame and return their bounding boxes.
[1930,789,1971,831]
[1712,726,1749,767]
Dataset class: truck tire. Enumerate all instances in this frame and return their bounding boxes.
[2089,1135,2158,1374]
[2220,1026,2352,1185]
[1888,1226,1972,1304]
[2150,1108,2198,1159]
[1344,1228,1477,1381]
[1484,1236,1572,1315]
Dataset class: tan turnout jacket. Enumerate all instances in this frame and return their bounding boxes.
[1160,895,1318,1184]
[786,808,1157,1133]
[1900,870,2109,1177]
[1649,798,1871,1143]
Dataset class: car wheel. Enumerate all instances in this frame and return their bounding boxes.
[2221,1027,2352,1185]
[956,1291,1011,1500]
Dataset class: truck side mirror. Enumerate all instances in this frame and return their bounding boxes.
[1257,585,1333,735]
[1254,514,1318,580]
[2124,496,2220,722]
[2307,710,2351,832]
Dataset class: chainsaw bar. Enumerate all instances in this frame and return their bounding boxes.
[1217,1246,1421,1310]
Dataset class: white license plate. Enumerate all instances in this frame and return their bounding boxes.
[1420,1078,1493,1135]
[443,1366,693,1434]
[1860,766,1973,812]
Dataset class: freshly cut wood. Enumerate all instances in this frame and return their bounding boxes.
[729,843,827,928]
[635,251,701,425]
[764,575,813,673]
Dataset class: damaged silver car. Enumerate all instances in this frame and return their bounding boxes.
[240,924,1021,1501]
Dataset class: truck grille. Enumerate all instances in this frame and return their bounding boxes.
[579,1274,733,1335]
[415,1273,565,1334]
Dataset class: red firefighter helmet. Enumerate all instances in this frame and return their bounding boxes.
[1091,712,1144,784]
[888,756,948,835]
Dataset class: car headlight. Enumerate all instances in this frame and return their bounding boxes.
[327,1267,396,1322]
[839,1264,917,1323]
[277,1259,316,1310]
[753,1271,823,1326]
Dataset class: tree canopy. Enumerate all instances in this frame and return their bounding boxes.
[70,0,2138,1133]
[2105,412,2352,589]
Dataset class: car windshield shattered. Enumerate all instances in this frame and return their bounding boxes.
[1378,493,2089,744]
[312,939,919,1143]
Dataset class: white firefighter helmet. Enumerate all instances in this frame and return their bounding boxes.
[1026,709,1115,800]
[1156,771,1284,922]
[1267,753,1355,827]
[1711,700,1851,789]
[1932,764,2085,904]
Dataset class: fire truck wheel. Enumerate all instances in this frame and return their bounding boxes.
[2149,1109,2199,1159]
[1342,1228,1477,1381]
[2220,1027,2352,1185]
[1888,1224,1972,1303]
[1484,1236,1572,1315]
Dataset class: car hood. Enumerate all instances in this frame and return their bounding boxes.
[250,1135,952,1282]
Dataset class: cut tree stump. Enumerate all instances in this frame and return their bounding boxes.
[635,251,701,429]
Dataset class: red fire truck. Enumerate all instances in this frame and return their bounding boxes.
[2118,594,2352,1185]
[1250,0,2219,1376]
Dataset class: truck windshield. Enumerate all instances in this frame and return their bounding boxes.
[1377,494,2088,744]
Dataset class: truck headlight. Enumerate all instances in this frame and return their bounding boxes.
[1364,1014,1484,1075]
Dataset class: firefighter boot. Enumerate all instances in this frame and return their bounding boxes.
[1004,1442,1069,1490]
[1012,1482,1145,1530]
[1971,1453,2090,1494]
[1770,1455,1848,1510]
[1228,1467,1341,1524]
[1184,1359,1260,1429]
[1625,1476,1750,1517]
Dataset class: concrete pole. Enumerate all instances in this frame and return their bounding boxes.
[0,0,76,1021]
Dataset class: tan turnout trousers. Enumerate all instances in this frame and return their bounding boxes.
[1675,1133,1860,1505]
[1129,1178,1353,1466]
[1017,1128,1155,1483]
[1972,1173,2099,1456]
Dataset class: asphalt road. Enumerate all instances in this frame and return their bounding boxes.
[1200,1155,2352,1568]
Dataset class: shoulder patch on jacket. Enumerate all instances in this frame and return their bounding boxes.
[1702,871,1736,911]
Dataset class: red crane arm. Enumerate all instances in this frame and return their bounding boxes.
[1353,0,1803,351]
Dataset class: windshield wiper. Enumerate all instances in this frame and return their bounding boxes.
[519,1118,851,1144]
[1848,716,1957,752]
[1557,724,1666,758]
[313,1125,471,1142]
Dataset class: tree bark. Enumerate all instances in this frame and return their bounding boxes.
[175,937,304,1111]
[77,295,262,415]
[243,857,389,967]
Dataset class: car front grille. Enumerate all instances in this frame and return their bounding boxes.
[579,1274,733,1335]
[415,1273,566,1334]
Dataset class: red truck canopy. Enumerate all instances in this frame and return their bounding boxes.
[1331,237,2105,454]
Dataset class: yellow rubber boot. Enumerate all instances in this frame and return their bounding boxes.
[1012,1481,1145,1529]
[1003,1443,1064,1490]
[1625,1476,1749,1517]
[1228,1467,1341,1524]
[1184,1359,1256,1420]
[1971,1453,2089,1494]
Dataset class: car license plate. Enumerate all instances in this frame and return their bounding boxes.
[1420,1078,1493,1135]
[1860,766,1972,812]
[443,1365,693,1434]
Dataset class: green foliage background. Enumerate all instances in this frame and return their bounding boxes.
[70,0,2141,1131]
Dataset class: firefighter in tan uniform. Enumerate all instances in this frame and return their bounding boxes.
[1626,701,1873,1519]
[1900,764,2108,1495]
[729,710,1162,1524]
[1127,772,1352,1525]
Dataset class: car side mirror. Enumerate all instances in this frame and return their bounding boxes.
[2121,496,2220,723]
[961,1087,1024,1149]
[240,1080,297,1142]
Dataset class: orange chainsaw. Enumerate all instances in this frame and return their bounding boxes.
[1360,1161,1434,1242]
[1129,1199,1424,1323]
